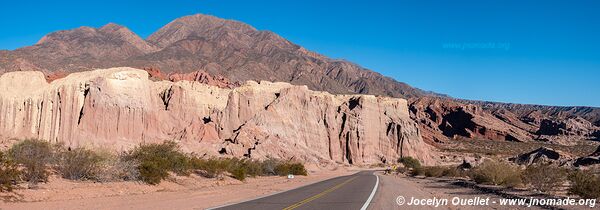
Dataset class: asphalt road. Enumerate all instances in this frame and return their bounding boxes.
[211,171,378,210]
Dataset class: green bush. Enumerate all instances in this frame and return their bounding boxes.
[523,164,567,193]
[275,162,308,176]
[138,160,168,185]
[124,141,192,184]
[470,160,522,188]
[568,170,600,199]
[398,157,421,169]
[231,167,247,181]
[0,151,21,192]
[192,157,228,178]
[241,159,264,177]
[56,148,103,180]
[9,139,53,185]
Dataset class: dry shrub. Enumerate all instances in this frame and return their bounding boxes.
[568,170,600,199]
[470,160,522,187]
[55,148,103,180]
[192,157,229,179]
[523,164,567,193]
[441,166,465,178]
[95,152,140,182]
[8,139,53,185]
[423,166,445,177]
[274,162,308,176]
[123,141,192,185]
[398,157,421,169]
[0,151,21,192]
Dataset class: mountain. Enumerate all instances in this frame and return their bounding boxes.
[1,13,598,145]
[0,14,425,99]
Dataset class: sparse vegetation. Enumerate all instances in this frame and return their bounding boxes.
[192,157,229,179]
[523,164,567,193]
[441,138,598,157]
[422,166,445,177]
[398,157,421,169]
[470,160,522,187]
[55,147,103,180]
[441,166,464,178]
[568,170,600,199]
[274,162,308,176]
[0,151,21,192]
[95,153,140,182]
[8,139,53,185]
[409,165,464,178]
[122,141,192,184]
[0,139,309,187]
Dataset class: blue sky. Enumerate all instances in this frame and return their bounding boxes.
[1,0,599,107]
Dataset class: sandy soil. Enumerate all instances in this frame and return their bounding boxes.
[0,167,357,210]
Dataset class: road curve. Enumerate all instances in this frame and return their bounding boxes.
[211,171,378,210]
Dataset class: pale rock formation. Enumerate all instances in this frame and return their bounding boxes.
[0,67,434,165]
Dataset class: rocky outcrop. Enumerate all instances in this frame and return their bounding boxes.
[574,146,600,167]
[510,147,571,166]
[142,67,240,89]
[0,67,434,165]
[535,117,599,142]
[410,97,600,145]
[409,97,532,143]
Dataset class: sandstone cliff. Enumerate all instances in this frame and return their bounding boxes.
[0,67,433,165]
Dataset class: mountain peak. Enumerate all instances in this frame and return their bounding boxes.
[147,13,257,48]
[99,22,126,31]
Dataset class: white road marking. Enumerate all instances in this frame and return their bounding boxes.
[360,172,380,210]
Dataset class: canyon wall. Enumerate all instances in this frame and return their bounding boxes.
[0,67,433,165]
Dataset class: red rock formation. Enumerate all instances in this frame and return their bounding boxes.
[167,70,239,88]
[409,97,532,144]
[142,67,239,88]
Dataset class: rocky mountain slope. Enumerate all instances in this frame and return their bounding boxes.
[1,13,598,146]
[0,67,433,165]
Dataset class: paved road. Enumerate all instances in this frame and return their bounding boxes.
[211,171,378,210]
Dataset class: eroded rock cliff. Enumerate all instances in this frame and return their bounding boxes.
[0,67,433,165]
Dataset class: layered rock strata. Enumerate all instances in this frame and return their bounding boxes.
[0,67,433,165]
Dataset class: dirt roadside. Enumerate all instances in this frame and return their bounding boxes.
[370,172,544,210]
[0,168,357,210]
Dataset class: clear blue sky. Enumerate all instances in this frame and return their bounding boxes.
[1,0,599,107]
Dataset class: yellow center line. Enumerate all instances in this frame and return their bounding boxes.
[282,176,358,210]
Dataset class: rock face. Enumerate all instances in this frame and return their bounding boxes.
[0,67,433,165]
